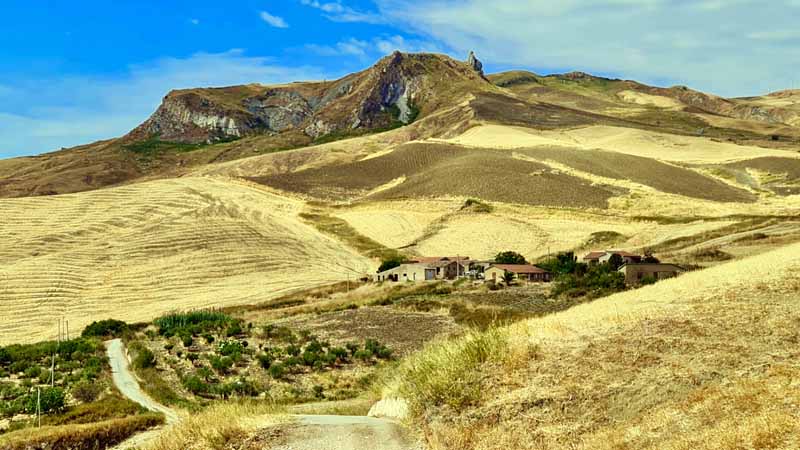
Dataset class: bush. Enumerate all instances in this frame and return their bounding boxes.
[225,322,243,337]
[81,319,129,338]
[210,356,234,374]
[132,348,156,370]
[462,198,494,213]
[218,341,245,358]
[268,363,286,379]
[257,353,273,369]
[71,380,104,403]
[397,329,508,414]
[24,387,66,414]
[181,334,193,348]
[183,375,210,395]
[203,334,215,344]
[640,275,658,286]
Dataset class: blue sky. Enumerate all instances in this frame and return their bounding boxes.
[2,0,799,158]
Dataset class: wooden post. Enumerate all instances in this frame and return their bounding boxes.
[37,387,41,428]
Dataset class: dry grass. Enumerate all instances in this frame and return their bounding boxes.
[444,124,800,163]
[388,242,800,449]
[0,176,373,345]
[142,401,288,450]
[252,142,617,208]
[0,413,164,450]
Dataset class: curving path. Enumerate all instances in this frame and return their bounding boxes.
[106,339,420,450]
[105,338,180,424]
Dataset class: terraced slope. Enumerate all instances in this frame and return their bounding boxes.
[0,177,373,345]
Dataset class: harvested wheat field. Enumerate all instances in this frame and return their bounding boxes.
[0,176,374,345]
[391,242,800,450]
[254,143,617,208]
[445,124,800,163]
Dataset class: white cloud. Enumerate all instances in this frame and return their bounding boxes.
[305,35,443,60]
[374,0,800,97]
[189,18,200,25]
[299,0,385,23]
[259,11,289,28]
[0,50,325,158]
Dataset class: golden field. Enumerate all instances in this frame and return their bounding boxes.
[0,176,373,345]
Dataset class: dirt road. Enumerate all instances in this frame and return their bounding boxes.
[106,339,420,450]
[251,415,422,450]
[105,339,179,424]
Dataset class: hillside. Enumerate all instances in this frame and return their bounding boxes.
[387,243,800,449]
[0,176,373,345]
[0,52,490,198]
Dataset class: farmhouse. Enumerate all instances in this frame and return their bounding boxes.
[376,256,470,282]
[485,264,553,283]
[618,263,685,285]
[584,250,642,266]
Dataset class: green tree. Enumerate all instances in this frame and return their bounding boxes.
[502,270,515,286]
[607,253,625,270]
[495,251,527,265]
[378,255,408,273]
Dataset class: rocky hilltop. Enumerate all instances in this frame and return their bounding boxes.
[129,51,489,144]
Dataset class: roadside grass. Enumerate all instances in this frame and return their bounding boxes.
[387,243,800,449]
[43,393,146,426]
[394,328,514,415]
[142,401,287,450]
[0,413,164,450]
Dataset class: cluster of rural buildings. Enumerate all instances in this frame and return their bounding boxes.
[376,250,684,286]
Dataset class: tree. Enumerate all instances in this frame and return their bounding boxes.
[502,270,515,286]
[607,253,625,270]
[642,250,660,264]
[495,251,527,265]
[378,255,408,273]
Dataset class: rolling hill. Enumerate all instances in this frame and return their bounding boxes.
[2,50,800,343]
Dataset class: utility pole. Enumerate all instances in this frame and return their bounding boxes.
[37,387,41,428]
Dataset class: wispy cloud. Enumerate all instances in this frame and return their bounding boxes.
[189,18,200,25]
[0,50,325,158]
[299,0,385,24]
[375,0,800,96]
[259,10,289,28]
[305,35,443,60]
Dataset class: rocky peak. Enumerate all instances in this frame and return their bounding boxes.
[466,51,484,77]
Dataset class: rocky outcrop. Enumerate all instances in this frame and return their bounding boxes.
[128,52,493,144]
[467,51,484,77]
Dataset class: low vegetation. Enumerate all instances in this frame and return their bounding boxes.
[0,413,164,450]
[128,311,396,407]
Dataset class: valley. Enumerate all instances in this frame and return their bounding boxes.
[2,50,800,449]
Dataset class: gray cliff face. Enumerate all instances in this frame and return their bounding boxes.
[130,52,485,144]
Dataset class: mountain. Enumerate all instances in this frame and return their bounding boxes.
[3,51,800,199]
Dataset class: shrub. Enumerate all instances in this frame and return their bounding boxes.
[209,356,234,374]
[181,334,193,348]
[285,345,301,357]
[640,275,658,286]
[224,322,243,337]
[257,353,273,369]
[132,348,156,370]
[313,385,325,399]
[183,376,210,395]
[24,365,42,380]
[71,380,104,403]
[203,334,215,344]
[397,329,508,414]
[81,319,129,338]
[217,341,244,358]
[462,198,494,213]
[268,363,286,380]
[24,387,66,414]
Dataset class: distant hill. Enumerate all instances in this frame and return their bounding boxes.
[3,51,799,199]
